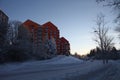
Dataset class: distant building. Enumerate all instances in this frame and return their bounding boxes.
[59,37,70,55]
[0,9,9,49]
[21,20,43,54]
[17,24,32,54]
[42,22,60,54]
[19,19,70,56]
[22,19,41,45]
[0,9,9,25]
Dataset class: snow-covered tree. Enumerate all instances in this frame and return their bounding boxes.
[7,20,22,45]
[41,33,57,59]
[0,24,32,63]
[17,25,33,55]
[47,36,57,56]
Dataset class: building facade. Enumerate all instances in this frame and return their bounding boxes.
[23,20,42,46]
[20,19,70,56]
[0,9,8,25]
[59,37,70,55]
[42,22,60,54]
[0,9,9,48]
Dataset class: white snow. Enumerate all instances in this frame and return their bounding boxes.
[47,55,82,64]
[0,55,82,73]
[0,56,120,80]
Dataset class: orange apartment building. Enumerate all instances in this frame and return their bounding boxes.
[59,37,70,55]
[42,22,60,54]
[21,19,70,55]
[22,20,42,47]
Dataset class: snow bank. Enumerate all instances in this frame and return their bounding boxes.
[1,57,117,80]
[23,55,83,65]
[48,55,83,64]
[0,55,82,73]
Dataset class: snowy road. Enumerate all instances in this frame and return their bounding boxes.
[0,56,120,80]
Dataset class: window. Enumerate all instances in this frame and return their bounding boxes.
[0,17,2,24]
[45,26,49,32]
[50,31,52,36]
[3,16,5,23]
[30,26,34,32]
[54,32,56,35]
[0,13,2,17]
[38,28,42,32]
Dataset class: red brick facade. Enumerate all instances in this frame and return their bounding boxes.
[59,37,70,55]
[22,20,41,45]
[42,22,60,54]
[22,19,70,55]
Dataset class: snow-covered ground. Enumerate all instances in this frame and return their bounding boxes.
[0,55,120,80]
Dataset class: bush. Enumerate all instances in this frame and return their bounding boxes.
[0,46,31,64]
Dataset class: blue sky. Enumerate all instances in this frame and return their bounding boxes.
[0,0,118,55]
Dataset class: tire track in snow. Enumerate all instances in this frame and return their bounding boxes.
[64,63,112,80]
[99,62,120,80]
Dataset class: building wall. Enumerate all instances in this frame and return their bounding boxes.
[22,20,41,44]
[59,37,70,55]
[0,9,8,25]
[21,20,70,55]
[42,22,60,54]
[17,25,32,53]
[22,20,43,54]
[0,9,9,48]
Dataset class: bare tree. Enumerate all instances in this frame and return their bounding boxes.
[115,26,120,38]
[96,0,120,46]
[96,0,120,22]
[93,13,114,63]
